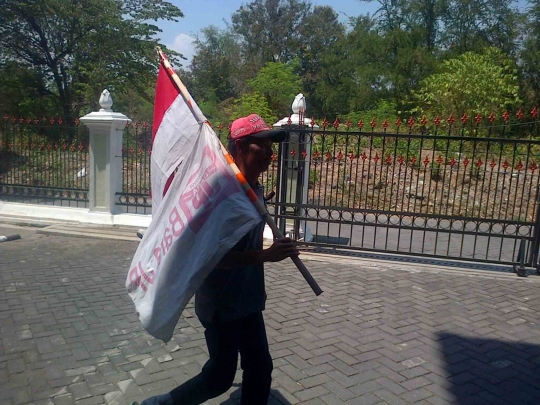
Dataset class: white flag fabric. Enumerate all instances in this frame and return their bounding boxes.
[126,64,262,342]
[150,64,207,210]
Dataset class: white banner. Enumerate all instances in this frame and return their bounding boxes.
[126,124,262,342]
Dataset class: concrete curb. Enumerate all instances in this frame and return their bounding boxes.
[0,234,21,243]
[36,223,142,242]
[0,214,64,228]
[0,203,152,228]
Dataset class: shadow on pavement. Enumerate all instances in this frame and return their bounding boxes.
[438,332,540,404]
[219,387,291,404]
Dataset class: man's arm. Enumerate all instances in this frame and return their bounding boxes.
[216,238,299,269]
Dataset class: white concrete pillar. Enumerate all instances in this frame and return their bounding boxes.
[267,93,318,242]
[80,90,131,214]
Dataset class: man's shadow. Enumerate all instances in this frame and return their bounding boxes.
[219,385,291,404]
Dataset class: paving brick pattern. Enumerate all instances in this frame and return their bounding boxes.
[1,233,540,404]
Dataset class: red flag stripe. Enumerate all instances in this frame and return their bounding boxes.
[152,64,180,142]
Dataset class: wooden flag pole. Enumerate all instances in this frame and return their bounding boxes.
[155,47,323,296]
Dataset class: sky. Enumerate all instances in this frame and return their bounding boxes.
[159,0,380,66]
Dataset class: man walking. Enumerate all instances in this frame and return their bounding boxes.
[137,114,299,405]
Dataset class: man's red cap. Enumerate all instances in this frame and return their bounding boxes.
[229,114,286,142]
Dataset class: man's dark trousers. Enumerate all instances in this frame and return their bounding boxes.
[170,311,273,405]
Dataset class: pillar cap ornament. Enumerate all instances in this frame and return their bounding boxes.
[80,89,131,130]
[99,89,113,112]
[274,93,317,128]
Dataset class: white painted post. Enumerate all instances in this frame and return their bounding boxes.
[80,90,131,214]
[269,93,317,242]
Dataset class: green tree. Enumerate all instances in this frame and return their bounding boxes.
[376,28,436,111]
[229,93,276,126]
[355,1,439,111]
[316,16,405,117]
[521,0,540,107]
[248,60,302,117]
[0,0,183,121]
[362,0,520,55]
[297,6,346,117]
[360,0,445,50]
[231,0,312,72]
[440,0,520,56]
[113,87,154,122]
[0,62,58,117]
[189,26,243,104]
[413,48,521,116]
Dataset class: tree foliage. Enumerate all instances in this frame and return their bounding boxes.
[190,26,243,103]
[315,17,391,117]
[413,48,521,116]
[229,93,276,126]
[248,60,302,117]
[440,0,519,56]
[521,0,540,107]
[362,0,520,55]
[0,62,57,117]
[1,0,537,128]
[297,6,345,117]
[0,0,183,121]
[231,0,312,71]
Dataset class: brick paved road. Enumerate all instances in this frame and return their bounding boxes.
[1,232,540,404]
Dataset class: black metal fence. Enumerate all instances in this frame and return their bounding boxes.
[0,117,154,213]
[117,122,152,214]
[271,112,540,274]
[3,111,540,273]
[0,117,89,207]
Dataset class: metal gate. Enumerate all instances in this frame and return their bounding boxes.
[0,118,89,207]
[263,113,540,275]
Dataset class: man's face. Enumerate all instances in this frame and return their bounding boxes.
[238,137,274,175]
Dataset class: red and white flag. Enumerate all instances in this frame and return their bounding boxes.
[126,62,262,342]
[150,63,206,209]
